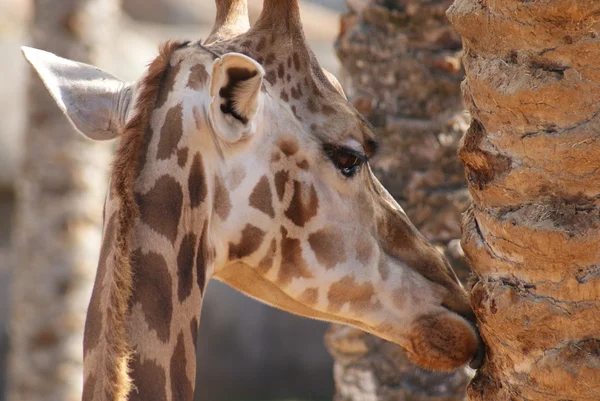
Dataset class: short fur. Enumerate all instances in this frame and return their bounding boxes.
[104,40,187,401]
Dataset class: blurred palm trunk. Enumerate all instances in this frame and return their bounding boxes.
[7,1,119,401]
[446,1,600,400]
[324,1,473,400]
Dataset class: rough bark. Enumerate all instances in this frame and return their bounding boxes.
[7,1,119,401]
[325,1,473,400]
[446,1,600,400]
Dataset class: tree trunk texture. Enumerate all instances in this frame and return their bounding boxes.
[325,1,473,400]
[7,1,119,401]
[446,1,600,400]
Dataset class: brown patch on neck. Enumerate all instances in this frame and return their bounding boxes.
[127,352,167,401]
[177,147,189,168]
[170,332,194,401]
[228,224,266,260]
[214,175,232,220]
[257,238,277,274]
[106,40,186,401]
[278,226,313,286]
[155,58,181,109]
[228,165,246,190]
[274,170,289,201]
[249,176,275,218]
[157,104,184,160]
[187,64,209,90]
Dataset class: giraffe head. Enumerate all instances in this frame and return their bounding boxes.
[23,0,482,378]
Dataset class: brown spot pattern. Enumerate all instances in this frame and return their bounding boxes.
[277,63,285,78]
[187,64,209,90]
[265,70,276,85]
[177,147,189,168]
[155,61,181,109]
[229,166,246,189]
[356,237,373,264]
[136,175,183,244]
[190,317,199,351]
[130,249,173,343]
[188,153,207,208]
[328,276,379,314]
[170,332,194,401]
[279,139,299,156]
[257,238,277,274]
[128,353,167,401]
[278,227,313,285]
[214,175,232,220]
[274,170,288,201]
[280,90,289,102]
[297,160,309,170]
[177,233,197,302]
[108,40,185,401]
[157,104,183,160]
[308,228,347,269]
[229,224,266,260]
[299,288,319,305]
[322,104,335,115]
[284,181,319,227]
[293,52,301,71]
[249,176,275,218]
[196,224,209,294]
[136,127,153,178]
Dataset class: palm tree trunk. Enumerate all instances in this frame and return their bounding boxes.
[325,1,473,399]
[8,1,119,400]
[446,1,600,400]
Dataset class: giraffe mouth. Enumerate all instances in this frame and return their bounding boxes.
[442,303,485,369]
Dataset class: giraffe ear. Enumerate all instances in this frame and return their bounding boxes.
[209,52,264,143]
[21,46,133,141]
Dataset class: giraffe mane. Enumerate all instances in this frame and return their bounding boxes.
[106,40,187,401]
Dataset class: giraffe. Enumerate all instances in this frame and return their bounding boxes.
[21,0,484,400]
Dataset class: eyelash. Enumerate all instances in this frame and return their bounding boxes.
[323,144,368,178]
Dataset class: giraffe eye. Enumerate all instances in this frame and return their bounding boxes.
[323,144,367,178]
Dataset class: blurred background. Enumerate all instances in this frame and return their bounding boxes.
[0,0,472,401]
[0,0,343,400]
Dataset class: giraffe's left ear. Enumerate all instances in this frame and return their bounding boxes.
[21,46,133,141]
[209,52,264,143]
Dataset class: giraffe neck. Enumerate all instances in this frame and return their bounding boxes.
[82,42,215,401]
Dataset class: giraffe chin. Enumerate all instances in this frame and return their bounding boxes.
[404,311,481,372]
